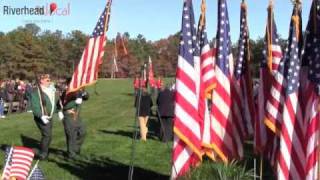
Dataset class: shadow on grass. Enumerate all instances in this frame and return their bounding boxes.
[19,134,66,158]
[98,129,159,141]
[49,154,169,179]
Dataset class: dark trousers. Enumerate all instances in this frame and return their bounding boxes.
[63,113,86,157]
[159,117,173,142]
[34,117,53,157]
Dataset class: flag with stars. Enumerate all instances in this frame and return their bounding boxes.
[196,0,216,161]
[230,2,255,159]
[255,4,282,161]
[28,161,45,180]
[274,4,305,180]
[1,146,35,180]
[210,0,238,162]
[301,0,320,179]
[171,0,202,178]
[67,0,112,93]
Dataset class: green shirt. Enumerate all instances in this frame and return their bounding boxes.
[31,87,59,118]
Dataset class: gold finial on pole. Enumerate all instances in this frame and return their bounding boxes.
[269,0,274,7]
[200,0,206,27]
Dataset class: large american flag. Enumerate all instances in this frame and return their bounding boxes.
[264,7,285,135]
[301,0,320,179]
[210,0,238,162]
[67,0,112,93]
[276,5,305,180]
[196,0,216,160]
[171,0,202,178]
[254,4,282,160]
[231,2,255,159]
[1,146,35,180]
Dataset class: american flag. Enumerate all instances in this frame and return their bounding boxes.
[210,0,238,162]
[231,2,255,158]
[254,4,282,158]
[301,0,320,179]
[67,0,112,93]
[148,56,156,88]
[28,161,45,180]
[171,0,202,178]
[275,5,305,180]
[196,0,216,160]
[1,146,35,180]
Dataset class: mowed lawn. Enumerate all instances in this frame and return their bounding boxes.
[0,79,172,180]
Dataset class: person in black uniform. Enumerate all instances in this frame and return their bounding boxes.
[136,87,153,141]
[157,86,174,142]
[60,79,88,159]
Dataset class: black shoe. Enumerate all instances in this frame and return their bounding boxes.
[35,154,48,161]
[65,153,79,161]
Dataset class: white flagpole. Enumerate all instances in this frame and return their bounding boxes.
[27,160,39,180]
[1,147,13,180]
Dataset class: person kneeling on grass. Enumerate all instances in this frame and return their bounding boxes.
[135,87,153,141]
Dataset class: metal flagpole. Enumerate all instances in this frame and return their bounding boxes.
[27,160,39,180]
[128,65,145,180]
[1,146,13,180]
[260,157,263,180]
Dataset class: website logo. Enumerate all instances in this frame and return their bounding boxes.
[2,2,71,16]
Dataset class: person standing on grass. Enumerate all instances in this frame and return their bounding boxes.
[59,78,88,159]
[31,74,60,160]
[135,87,153,141]
[156,86,174,142]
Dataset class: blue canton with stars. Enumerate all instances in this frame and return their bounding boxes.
[179,0,198,66]
[29,166,45,180]
[4,146,12,166]
[302,0,320,94]
[278,7,302,95]
[216,0,232,75]
[196,14,208,55]
[91,5,108,37]
[234,4,249,80]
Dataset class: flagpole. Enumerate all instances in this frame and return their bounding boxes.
[26,160,39,180]
[260,156,263,180]
[1,147,13,180]
[103,0,112,34]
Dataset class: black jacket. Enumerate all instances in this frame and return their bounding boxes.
[157,88,174,117]
[136,93,153,117]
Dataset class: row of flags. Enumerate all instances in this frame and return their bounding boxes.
[172,0,320,179]
[1,146,45,180]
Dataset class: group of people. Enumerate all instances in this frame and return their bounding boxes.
[134,76,175,143]
[30,74,89,160]
[0,79,34,118]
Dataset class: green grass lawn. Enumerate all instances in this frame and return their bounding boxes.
[0,79,172,180]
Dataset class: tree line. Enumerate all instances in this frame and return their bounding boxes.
[0,23,288,80]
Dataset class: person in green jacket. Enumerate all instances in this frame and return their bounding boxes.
[31,74,61,160]
[60,79,88,159]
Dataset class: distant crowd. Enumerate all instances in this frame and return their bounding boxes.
[0,78,67,118]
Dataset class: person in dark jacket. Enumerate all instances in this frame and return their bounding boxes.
[60,78,88,159]
[136,87,153,141]
[157,86,174,142]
